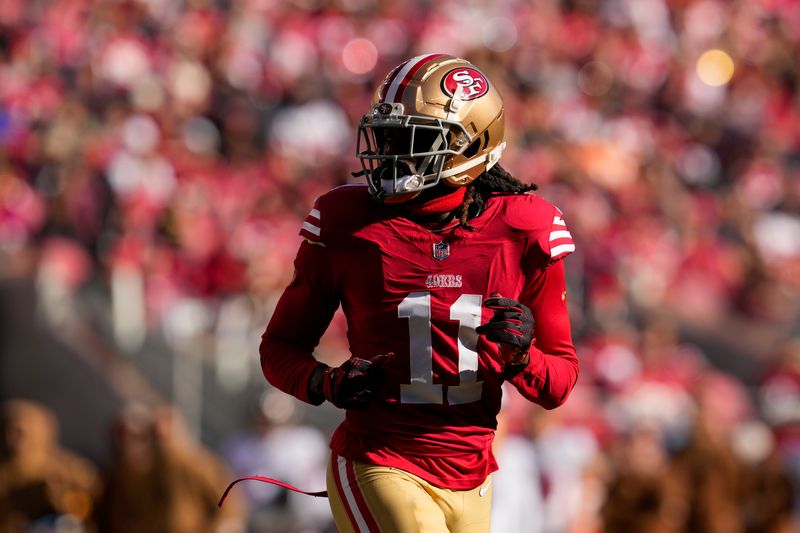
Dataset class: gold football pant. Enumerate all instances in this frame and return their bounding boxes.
[326,454,493,533]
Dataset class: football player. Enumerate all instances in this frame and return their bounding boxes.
[260,54,579,533]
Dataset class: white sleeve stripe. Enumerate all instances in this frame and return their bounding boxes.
[309,208,320,220]
[301,221,321,236]
[553,216,566,226]
[549,230,572,241]
[550,243,576,257]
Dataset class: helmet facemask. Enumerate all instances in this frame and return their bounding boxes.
[357,103,473,203]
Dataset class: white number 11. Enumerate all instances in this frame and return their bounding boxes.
[398,292,484,405]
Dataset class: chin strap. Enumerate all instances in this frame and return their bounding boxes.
[218,475,328,507]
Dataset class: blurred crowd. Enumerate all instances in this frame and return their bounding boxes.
[1,0,800,531]
[0,399,248,533]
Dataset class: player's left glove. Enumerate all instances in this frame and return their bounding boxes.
[322,353,393,410]
[476,295,534,372]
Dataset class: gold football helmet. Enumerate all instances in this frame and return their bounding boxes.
[357,54,506,203]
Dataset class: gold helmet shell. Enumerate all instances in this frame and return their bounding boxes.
[357,54,506,202]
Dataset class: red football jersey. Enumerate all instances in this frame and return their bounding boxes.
[261,184,578,490]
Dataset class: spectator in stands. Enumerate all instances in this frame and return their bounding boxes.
[732,420,795,533]
[760,337,800,528]
[0,399,99,532]
[601,424,689,533]
[666,372,752,533]
[94,403,245,533]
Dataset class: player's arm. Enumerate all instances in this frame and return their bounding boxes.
[509,260,578,409]
[478,199,579,408]
[477,260,578,409]
[260,239,339,404]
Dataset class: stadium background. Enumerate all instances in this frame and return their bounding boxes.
[1,0,799,531]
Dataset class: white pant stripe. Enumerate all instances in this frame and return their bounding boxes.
[337,456,370,533]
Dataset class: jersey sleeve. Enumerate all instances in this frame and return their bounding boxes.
[260,199,340,404]
[506,260,579,409]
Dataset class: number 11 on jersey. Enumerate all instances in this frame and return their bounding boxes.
[398,292,484,405]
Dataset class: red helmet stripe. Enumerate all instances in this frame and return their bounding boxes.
[383,53,448,103]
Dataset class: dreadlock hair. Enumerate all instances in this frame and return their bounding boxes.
[455,163,538,230]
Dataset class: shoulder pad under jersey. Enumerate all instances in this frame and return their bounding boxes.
[494,193,576,264]
[299,184,374,245]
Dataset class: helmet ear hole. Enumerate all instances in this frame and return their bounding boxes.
[463,139,481,159]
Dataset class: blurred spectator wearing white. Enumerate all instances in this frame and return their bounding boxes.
[222,390,332,533]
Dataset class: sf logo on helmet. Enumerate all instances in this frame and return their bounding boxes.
[442,68,489,100]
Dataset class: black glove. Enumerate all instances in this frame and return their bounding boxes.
[322,354,392,409]
[476,296,535,366]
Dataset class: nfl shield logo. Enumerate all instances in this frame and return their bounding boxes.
[433,241,450,261]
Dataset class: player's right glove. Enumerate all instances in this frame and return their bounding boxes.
[322,354,393,410]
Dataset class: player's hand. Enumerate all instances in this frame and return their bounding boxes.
[323,353,393,409]
[476,294,534,366]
